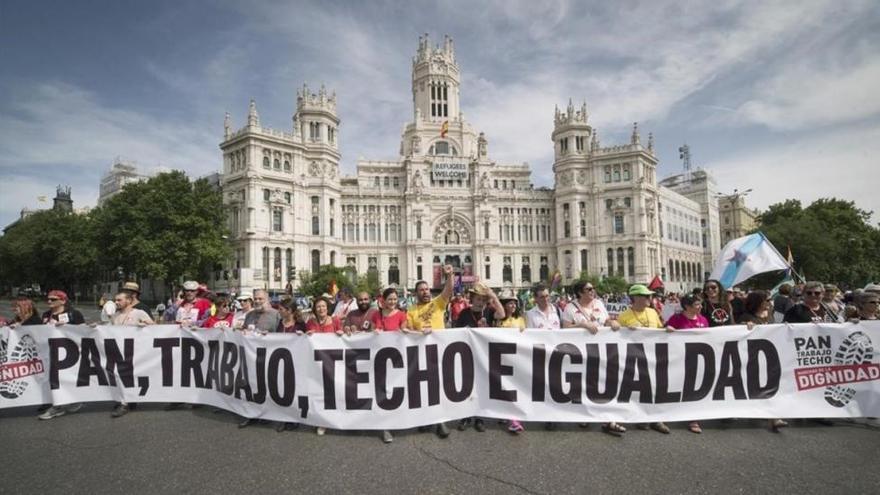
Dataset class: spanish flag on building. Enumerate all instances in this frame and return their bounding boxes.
[440,120,449,138]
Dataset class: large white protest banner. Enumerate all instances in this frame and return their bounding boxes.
[2,323,879,428]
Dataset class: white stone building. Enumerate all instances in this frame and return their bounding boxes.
[97,159,153,206]
[216,34,720,294]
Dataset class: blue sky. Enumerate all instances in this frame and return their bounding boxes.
[1,0,878,229]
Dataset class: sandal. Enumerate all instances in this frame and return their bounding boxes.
[651,422,671,434]
[688,421,702,434]
[602,422,626,436]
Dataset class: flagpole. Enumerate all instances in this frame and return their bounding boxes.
[759,231,805,284]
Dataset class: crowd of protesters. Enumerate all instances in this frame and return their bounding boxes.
[3,268,879,443]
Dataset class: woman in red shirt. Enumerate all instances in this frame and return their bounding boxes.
[201,296,234,329]
[370,288,408,332]
[305,297,342,335]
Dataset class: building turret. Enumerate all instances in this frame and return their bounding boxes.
[551,99,592,159]
[295,83,340,151]
[412,33,461,122]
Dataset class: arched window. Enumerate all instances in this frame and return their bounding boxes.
[668,260,674,281]
[330,251,336,265]
[312,216,319,235]
[416,221,422,239]
[616,248,624,277]
[521,261,531,283]
[263,156,270,169]
[274,247,282,281]
[273,159,280,170]
[283,160,291,172]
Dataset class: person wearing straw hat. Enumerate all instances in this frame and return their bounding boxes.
[121,281,153,319]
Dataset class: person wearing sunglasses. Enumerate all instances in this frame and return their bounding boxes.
[849,292,879,322]
[41,290,85,325]
[701,280,735,327]
[38,290,85,420]
[783,282,839,323]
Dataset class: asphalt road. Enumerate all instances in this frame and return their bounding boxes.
[1,404,878,495]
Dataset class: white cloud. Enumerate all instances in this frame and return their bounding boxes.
[708,123,880,221]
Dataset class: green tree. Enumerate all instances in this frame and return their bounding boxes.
[355,269,382,297]
[297,265,355,299]
[91,171,229,293]
[573,272,630,296]
[0,209,99,296]
[756,198,880,288]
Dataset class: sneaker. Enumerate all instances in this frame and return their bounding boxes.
[457,418,471,431]
[275,422,286,432]
[508,420,524,434]
[38,406,67,420]
[66,403,83,414]
[435,422,450,438]
[111,403,129,418]
[238,418,252,428]
[381,430,394,444]
[474,418,486,432]
[316,427,327,436]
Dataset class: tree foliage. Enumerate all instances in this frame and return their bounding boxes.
[574,272,631,296]
[0,209,99,294]
[91,171,229,289]
[756,198,880,288]
[297,265,355,299]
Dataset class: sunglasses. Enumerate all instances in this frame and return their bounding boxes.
[705,286,718,291]
[584,287,594,291]
[183,289,197,293]
[47,298,61,302]
[804,291,823,296]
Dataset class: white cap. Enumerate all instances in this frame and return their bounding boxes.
[237,292,254,301]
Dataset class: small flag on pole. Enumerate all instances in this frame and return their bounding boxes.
[709,232,789,289]
[440,120,449,138]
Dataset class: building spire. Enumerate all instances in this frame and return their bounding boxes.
[248,99,259,127]
[631,122,640,145]
[224,112,231,139]
[591,128,599,151]
[647,132,654,152]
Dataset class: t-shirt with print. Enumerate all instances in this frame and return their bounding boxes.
[453,308,496,328]
[344,309,376,332]
[562,299,609,326]
[407,295,449,331]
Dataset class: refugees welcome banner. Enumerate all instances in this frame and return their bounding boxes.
[2,323,879,428]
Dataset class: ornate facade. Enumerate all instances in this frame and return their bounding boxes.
[217,34,719,294]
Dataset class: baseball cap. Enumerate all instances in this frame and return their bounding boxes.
[628,284,654,296]
[236,292,254,301]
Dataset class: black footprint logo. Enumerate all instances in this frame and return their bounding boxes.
[824,331,874,407]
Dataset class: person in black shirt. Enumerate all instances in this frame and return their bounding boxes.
[783,281,839,323]
[453,283,505,329]
[454,283,504,432]
[701,279,735,326]
[41,290,85,325]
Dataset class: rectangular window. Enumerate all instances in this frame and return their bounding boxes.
[263,189,270,201]
[604,166,612,183]
[614,215,625,234]
[272,209,283,232]
[624,197,631,208]
[393,177,399,188]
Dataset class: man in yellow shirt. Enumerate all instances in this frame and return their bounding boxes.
[617,284,670,435]
[407,264,454,332]
[617,284,664,329]
[406,263,455,439]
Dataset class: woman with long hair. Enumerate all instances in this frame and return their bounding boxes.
[277,299,306,333]
[11,297,42,326]
[666,294,709,434]
[370,287,408,332]
[498,294,526,434]
[701,279,735,327]
[739,289,788,432]
[305,296,342,435]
